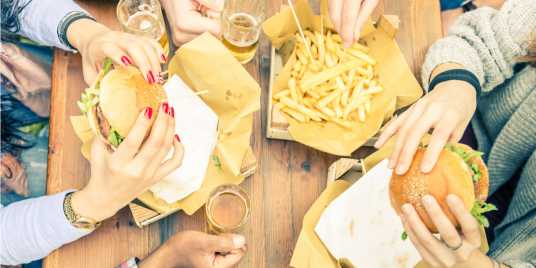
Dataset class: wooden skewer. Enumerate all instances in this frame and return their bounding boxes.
[286,0,314,61]
[195,90,209,95]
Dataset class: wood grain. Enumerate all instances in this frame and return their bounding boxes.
[44,1,442,267]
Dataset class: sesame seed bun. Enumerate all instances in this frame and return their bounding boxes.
[389,144,489,233]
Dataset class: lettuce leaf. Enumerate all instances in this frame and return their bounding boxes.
[471,201,497,228]
[445,143,484,182]
[108,128,124,147]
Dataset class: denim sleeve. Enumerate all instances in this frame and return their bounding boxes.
[0,191,90,265]
[17,0,92,51]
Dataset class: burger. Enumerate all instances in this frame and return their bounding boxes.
[389,143,496,235]
[77,59,167,148]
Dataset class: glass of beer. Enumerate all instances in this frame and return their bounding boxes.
[205,184,250,234]
[221,0,265,64]
[116,0,166,41]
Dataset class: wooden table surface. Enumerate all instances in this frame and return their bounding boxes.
[44,1,442,267]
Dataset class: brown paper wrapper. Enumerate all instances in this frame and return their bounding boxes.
[291,154,489,268]
[262,0,422,156]
[70,33,260,216]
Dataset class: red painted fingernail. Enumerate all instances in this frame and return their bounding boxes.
[175,134,181,142]
[170,107,175,117]
[144,107,153,119]
[147,71,155,84]
[162,102,169,113]
[161,54,167,62]
[121,56,132,66]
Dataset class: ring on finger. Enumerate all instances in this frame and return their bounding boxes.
[441,237,463,251]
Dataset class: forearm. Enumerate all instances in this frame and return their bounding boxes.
[17,0,93,51]
[0,191,89,265]
[66,18,109,52]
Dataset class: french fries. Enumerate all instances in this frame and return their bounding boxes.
[273,30,384,128]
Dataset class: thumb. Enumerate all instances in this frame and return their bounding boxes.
[214,248,245,268]
[206,233,246,253]
[90,136,110,162]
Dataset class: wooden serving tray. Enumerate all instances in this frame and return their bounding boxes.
[266,46,378,146]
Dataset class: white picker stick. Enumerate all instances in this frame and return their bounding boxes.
[286,0,314,61]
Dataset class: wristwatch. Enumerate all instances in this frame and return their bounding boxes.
[461,0,478,12]
[63,192,102,231]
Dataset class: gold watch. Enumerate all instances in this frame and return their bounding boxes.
[63,192,102,231]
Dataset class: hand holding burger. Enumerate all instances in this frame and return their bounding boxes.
[70,61,184,222]
[390,143,501,268]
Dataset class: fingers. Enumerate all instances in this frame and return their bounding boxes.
[353,0,378,40]
[134,37,163,75]
[389,101,428,171]
[394,106,441,175]
[117,38,160,84]
[206,233,246,253]
[175,12,221,37]
[153,136,184,180]
[197,0,224,11]
[90,137,110,163]
[422,195,463,248]
[402,204,454,264]
[115,107,154,160]
[328,0,343,32]
[214,248,246,268]
[447,195,481,245]
[401,215,441,267]
[340,0,361,47]
[374,110,410,148]
[133,103,170,164]
[421,115,457,173]
[172,30,201,45]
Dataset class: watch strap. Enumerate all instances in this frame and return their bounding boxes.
[428,69,481,95]
[63,192,101,231]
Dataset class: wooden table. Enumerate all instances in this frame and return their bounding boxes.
[45,1,442,267]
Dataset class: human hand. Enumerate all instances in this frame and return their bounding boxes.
[66,19,165,85]
[139,231,247,268]
[71,103,184,221]
[374,79,477,175]
[328,0,379,47]
[161,0,223,46]
[400,195,495,268]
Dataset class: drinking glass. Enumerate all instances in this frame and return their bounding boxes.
[221,0,265,64]
[205,184,250,234]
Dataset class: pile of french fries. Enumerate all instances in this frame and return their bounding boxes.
[273,30,383,129]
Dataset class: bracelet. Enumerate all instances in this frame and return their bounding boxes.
[428,69,481,94]
[57,11,96,50]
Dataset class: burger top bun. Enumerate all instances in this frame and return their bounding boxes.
[99,66,166,137]
[389,147,477,233]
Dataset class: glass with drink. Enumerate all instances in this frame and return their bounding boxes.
[222,0,265,64]
[116,0,166,41]
[205,184,250,234]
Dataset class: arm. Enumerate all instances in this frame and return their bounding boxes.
[0,191,89,265]
[421,0,536,93]
[16,0,93,51]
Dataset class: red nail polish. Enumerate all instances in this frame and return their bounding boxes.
[175,134,181,142]
[161,54,167,62]
[162,102,169,113]
[170,107,175,117]
[121,56,133,66]
[144,107,153,119]
[147,71,155,84]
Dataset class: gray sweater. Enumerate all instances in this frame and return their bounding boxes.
[421,0,536,267]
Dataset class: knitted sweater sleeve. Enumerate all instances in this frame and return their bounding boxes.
[420,0,536,93]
